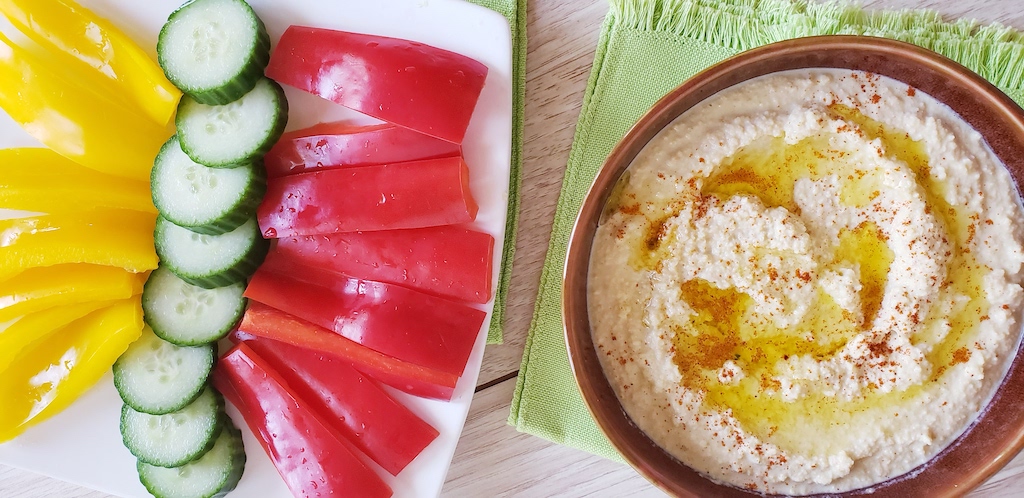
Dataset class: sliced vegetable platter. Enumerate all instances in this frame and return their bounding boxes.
[0,0,513,496]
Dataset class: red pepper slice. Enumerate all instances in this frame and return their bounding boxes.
[213,343,393,498]
[244,251,485,377]
[276,226,494,304]
[235,303,458,400]
[266,26,487,144]
[238,335,439,475]
[264,122,461,178]
[257,156,478,238]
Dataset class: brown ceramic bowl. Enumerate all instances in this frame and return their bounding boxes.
[563,35,1024,497]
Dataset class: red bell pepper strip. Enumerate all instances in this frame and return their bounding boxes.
[263,121,461,178]
[266,26,487,144]
[276,226,494,304]
[234,303,458,401]
[257,156,478,238]
[213,343,392,498]
[244,251,485,377]
[238,335,439,475]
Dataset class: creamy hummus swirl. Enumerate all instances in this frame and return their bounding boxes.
[589,69,1024,494]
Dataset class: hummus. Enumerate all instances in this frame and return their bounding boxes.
[588,69,1024,494]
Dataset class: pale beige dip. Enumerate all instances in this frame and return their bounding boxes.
[589,69,1024,494]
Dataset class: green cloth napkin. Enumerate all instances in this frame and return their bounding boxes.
[469,0,527,344]
[510,0,1024,460]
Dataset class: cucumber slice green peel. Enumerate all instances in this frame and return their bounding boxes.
[137,416,246,498]
[157,0,270,105]
[143,267,246,347]
[155,216,269,290]
[113,327,215,415]
[151,136,267,235]
[176,77,288,168]
[121,387,225,468]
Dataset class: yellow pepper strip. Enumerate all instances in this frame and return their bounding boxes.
[0,148,155,214]
[0,209,157,281]
[0,30,169,181]
[0,0,181,125]
[0,300,112,373]
[0,299,142,442]
[0,264,144,323]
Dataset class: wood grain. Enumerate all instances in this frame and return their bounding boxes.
[444,378,664,497]
[5,0,1024,497]
[475,0,610,386]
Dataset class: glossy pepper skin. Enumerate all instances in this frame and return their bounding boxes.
[0,301,112,373]
[0,148,154,214]
[232,303,459,401]
[213,343,393,498]
[0,0,181,124]
[0,264,145,323]
[238,336,439,476]
[258,156,478,238]
[0,30,169,181]
[263,121,462,178]
[0,299,143,442]
[0,209,158,281]
[266,26,487,144]
[244,250,485,378]
[276,226,494,304]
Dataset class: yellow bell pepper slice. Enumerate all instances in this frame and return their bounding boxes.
[0,30,169,181]
[0,300,112,373]
[0,209,157,281]
[0,264,144,322]
[0,299,142,442]
[0,0,180,125]
[0,148,155,214]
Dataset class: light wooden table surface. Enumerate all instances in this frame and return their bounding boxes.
[4,0,1024,497]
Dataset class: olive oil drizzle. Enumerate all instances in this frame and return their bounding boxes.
[636,105,992,456]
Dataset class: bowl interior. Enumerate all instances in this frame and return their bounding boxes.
[563,35,1024,497]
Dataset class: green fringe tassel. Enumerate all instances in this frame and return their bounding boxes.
[610,0,1024,93]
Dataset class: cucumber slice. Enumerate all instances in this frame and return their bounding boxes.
[155,216,269,289]
[143,267,246,346]
[157,0,270,105]
[138,416,246,498]
[114,327,215,415]
[177,78,288,168]
[151,136,266,235]
[121,387,224,468]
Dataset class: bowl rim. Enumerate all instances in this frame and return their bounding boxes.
[562,34,1024,497]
